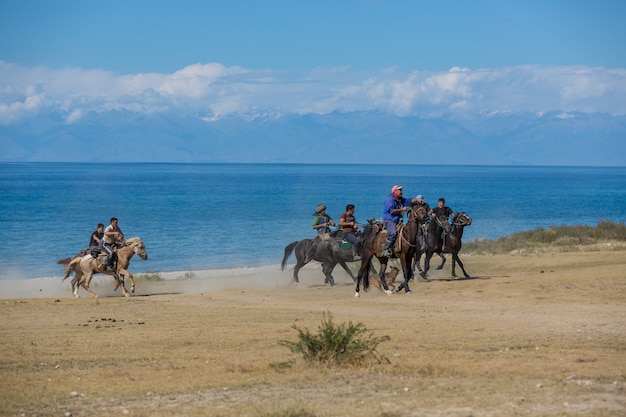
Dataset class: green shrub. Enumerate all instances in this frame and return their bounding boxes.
[463,219,626,255]
[280,312,390,367]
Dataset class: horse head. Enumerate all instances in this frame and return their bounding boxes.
[408,205,428,222]
[360,218,383,242]
[124,237,149,260]
[453,212,472,227]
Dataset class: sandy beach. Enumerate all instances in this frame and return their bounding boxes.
[1,251,625,416]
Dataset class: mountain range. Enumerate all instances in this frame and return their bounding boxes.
[1,110,624,165]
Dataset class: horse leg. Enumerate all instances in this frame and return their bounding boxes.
[71,277,79,297]
[420,252,433,281]
[292,260,306,284]
[377,259,393,295]
[355,254,374,298]
[71,271,82,298]
[82,273,99,299]
[413,252,424,275]
[452,253,470,278]
[338,261,357,283]
[119,268,136,293]
[435,251,447,270]
[322,263,336,286]
[398,252,414,294]
[113,271,129,297]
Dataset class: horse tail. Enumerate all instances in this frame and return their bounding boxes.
[281,241,299,270]
[62,256,82,281]
[56,258,71,265]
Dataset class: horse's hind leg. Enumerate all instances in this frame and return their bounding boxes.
[82,275,99,299]
[293,261,306,284]
[435,252,446,270]
[322,263,336,286]
[338,262,357,283]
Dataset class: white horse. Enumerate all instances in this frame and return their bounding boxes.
[58,237,148,298]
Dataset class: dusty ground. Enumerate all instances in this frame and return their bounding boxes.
[1,251,625,417]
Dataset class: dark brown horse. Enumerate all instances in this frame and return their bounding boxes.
[281,238,359,285]
[354,206,427,297]
[420,212,472,279]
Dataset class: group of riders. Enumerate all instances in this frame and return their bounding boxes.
[87,217,124,271]
[308,185,456,261]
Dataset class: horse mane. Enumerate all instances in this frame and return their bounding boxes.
[124,237,142,245]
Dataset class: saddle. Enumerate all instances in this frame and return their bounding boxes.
[394,222,406,252]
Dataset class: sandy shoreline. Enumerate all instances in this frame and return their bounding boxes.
[0,262,345,299]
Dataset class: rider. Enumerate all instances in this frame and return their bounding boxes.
[305,204,336,263]
[102,217,124,270]
[431,198,454,250]
[413,195,431,223]
[382,185,418,257]
[311,204,336,241]
[89,223,105,248]
[339,204,361,261]
[431,197,454,222]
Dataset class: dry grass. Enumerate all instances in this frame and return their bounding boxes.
[1,250,625,416]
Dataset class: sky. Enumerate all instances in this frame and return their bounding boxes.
[1,0,626,125]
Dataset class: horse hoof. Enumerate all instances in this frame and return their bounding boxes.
[405,290,412,294]
[124,293,130,298]
[384,289,393,295]
[354,292,360,298]
[436,266,443,270]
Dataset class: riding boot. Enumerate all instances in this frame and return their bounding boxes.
[351,246,361,261]
[382,239,394,257]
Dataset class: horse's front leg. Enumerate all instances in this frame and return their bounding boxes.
[398,253,414,294]
[377,259,393,295]
[413,252,424,274]
[420,252,432,281]
[119,268,135,293]
[113,272,129,297]
[453,254,470,278]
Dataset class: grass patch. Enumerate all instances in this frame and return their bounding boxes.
[464,219,626,254]
[135,272,162,282]
[280,312,390,367]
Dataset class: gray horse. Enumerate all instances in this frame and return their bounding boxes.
[281,237,360,286]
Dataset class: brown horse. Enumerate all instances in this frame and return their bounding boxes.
[354,206,427,297]
[58,237,148,298]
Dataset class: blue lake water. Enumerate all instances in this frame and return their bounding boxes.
[1,163,625,279]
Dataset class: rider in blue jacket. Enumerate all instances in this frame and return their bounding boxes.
[382,185,417,257]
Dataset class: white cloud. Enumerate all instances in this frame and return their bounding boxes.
[0,60,625,125]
